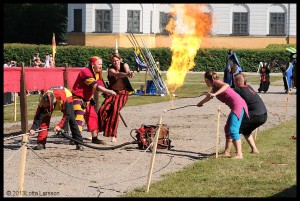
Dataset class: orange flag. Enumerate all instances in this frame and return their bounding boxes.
[52,33,56,64]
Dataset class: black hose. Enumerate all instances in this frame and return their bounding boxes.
[59,130,138,150]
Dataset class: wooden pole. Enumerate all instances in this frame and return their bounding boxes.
[18,135,29,197]
[144,71,148,94]
[94,91,100,112]
[145,116,162,193]
[20,63,28,134]
[18,62,29,197]
[254,127,258,139]
[285,94,289,122]
[63,63,70,133]
[63,63,69,89]
[14,92,17,121]
[215,105,221,158]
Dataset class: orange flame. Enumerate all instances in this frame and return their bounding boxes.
[165,4,212,93]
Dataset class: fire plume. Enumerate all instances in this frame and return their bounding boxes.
[165,4,212,93]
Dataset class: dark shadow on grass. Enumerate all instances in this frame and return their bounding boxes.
[270,185,297,197]
[156,148,215,160]
[258,91,296,95]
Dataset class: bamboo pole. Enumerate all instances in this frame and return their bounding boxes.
[145,116,162,193]
[215,105,221,158]
[18,135,29,197]
[14,93,17,121]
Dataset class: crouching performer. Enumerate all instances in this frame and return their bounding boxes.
[29,86,84,151]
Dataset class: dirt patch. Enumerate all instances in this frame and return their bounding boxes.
[3,84,296,197]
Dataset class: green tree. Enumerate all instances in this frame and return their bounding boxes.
[3,3,67,44]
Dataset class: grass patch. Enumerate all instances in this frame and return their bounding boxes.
[122,119,296,197]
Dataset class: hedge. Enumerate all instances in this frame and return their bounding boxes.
[4,43,294,72]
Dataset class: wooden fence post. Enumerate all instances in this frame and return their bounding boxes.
[146,116,163,193]
[20,63,28,133]
[215,105,221,158]
[18,62,29,197]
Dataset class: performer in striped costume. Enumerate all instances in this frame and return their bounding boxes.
[29,86,84,150]
[72,56,116,144]
[98,53,134,142]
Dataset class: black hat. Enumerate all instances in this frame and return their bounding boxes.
[40,92,55,111]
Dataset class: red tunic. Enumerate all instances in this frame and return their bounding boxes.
[72,66,104,101]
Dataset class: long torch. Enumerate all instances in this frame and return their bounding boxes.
[4,128,51,141]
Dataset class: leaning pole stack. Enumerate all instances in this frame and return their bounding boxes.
[126,30,168,95]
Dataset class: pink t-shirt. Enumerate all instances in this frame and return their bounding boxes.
[212,81,249,120]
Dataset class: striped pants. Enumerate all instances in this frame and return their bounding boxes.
[73,97,98,132]
[98,90,129,138]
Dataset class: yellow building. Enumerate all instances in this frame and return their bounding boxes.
[67,4,296,49]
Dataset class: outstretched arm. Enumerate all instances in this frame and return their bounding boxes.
[96,85,116,96]
[197,93,212,107]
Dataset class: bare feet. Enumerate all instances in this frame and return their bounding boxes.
[111,137,117,143]
[250,150,259,154]
[231,155,243,159]
[217,153,231,158]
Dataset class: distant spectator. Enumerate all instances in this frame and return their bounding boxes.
[49,54,55,67]
[34,58,44,68]
[33,52,40,62]
[44,53,50,68]
[4,60,16,67]
[258,62,271,93]
[4,61,12,67]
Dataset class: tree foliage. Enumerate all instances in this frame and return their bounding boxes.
[3,3,67,44]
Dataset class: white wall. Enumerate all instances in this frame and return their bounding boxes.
[68,3,296,36]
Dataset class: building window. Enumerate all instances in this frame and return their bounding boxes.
[159,12,170,35]
[232,12,248,35]
[127,10,140,33]
[74,9,82,32]
[269,13,285,35]
[95,10,111,33]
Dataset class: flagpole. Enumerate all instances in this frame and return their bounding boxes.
[52,33,56,67]
[115,38,118,54]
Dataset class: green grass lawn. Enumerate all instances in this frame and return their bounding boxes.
[122,118,296,197]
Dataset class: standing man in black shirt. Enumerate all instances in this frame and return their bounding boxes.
[232,73,268,154]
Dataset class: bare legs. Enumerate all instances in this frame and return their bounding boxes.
[244,135,259,154]
[91,129,98,138]
[220,138,232,157]
[221,134,259,159]
[232,139,243,159]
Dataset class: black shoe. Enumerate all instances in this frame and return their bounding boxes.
[76,144,84,151]
[92,137,107,145]
[33,144,46,150]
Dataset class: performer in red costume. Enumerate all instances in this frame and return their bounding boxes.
[29,86,84,151]
[72,56,116,144]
